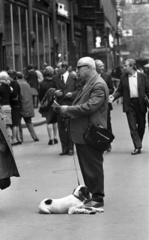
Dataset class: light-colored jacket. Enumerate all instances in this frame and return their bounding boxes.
[17,79,35,118]
[65,73,109,144]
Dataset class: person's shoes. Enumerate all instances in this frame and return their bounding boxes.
[68,150,74,155]
[107,144,112,152]
[59,151,68,156]
[54,138,58,144]
[131,148,141,155]
[85,200,104,208]
[17,140,22,144]
[48,139,53,145]
[33,137,39,142]
[11,142,19,146]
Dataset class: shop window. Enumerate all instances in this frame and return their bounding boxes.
[57,21,68,63]
[4,2,13,70]
[44,16,51,66]
[38,14,44,68]
[20,7,28,75]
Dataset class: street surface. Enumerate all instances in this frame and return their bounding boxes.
[0,103,149,240]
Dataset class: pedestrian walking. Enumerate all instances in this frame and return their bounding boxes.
[95,59,114,152]
[26,65,39,108]
[53,61,79,156]
[60,57,109,207]
[8,70,22,145]
[39,66,58,145]
[109,59,149,155]
[17,72,39,142]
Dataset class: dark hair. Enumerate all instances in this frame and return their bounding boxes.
[61,61,68,69]
[17,71,23,79]
[28,64,33,70]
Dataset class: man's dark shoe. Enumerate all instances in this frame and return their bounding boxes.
[131,148,141,155]
[59,151,68,156]
[85,200,104,208]
[54,138,58,144]
[33,137,39,142]
[68,150,74,156]
[48,139,53,145]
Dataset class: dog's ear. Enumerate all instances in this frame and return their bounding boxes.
[79,186,90,201]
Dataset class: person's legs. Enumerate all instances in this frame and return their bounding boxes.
[24,117,39,141]
[126,100,142,149]
[76,143,104,202]
[47,123,54,145]
[53,123,58,144]
[57,113,69,153]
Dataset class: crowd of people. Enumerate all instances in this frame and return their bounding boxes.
[0,57,149,208]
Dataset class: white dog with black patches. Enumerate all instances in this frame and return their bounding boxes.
[39,185,104,214]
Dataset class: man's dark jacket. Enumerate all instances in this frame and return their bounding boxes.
[113,72,149,113]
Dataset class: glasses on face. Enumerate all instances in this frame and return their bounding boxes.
[76,65,88,71]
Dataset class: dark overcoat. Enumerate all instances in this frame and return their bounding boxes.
[0,114,20,180]
[65,74,109,144]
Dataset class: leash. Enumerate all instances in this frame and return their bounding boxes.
[72,151,80,186]
[64,116,81,186]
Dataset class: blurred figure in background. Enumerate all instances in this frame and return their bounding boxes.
[26,64,39,108]
[95,59,114,152]
[34,66,44,84]
[8,70,22,145]
[39,66,58,145]
[17,72,39,142]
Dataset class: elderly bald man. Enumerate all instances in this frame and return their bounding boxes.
[95,59,114,152]
[60,57,109,208]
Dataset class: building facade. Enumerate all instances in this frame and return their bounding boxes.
[0,0,117,73]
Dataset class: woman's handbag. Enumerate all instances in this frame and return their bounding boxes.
[83,125,115,151]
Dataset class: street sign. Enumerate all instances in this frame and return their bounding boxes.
[122,29,133,37]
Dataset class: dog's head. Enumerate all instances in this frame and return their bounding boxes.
[73,185,92,203]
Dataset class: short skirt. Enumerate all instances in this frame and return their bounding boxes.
[1,105,12,125]
[31,88,38,96]
[11,106,21,126]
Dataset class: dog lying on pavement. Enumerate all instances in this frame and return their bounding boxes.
[39,185,104,214]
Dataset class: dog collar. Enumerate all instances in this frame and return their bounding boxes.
[73,193,88,203]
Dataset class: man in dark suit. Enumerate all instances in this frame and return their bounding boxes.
[60,57,109,208]
[109,59,149,155]
[53,61,79,156]
[95,59,114,152]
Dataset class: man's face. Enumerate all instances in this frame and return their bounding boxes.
[96,62,104,74]
[76,65,89,82]
[123,61,132,74]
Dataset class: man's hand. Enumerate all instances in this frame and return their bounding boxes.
[60,105,68,116]
[109,95,114,103]
[55,90,63,97]
[65,92,72,98]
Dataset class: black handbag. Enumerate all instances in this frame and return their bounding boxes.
[83,125,115,151]
[144,94,149,108]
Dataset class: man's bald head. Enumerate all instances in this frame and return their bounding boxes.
[77,57,96,69]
